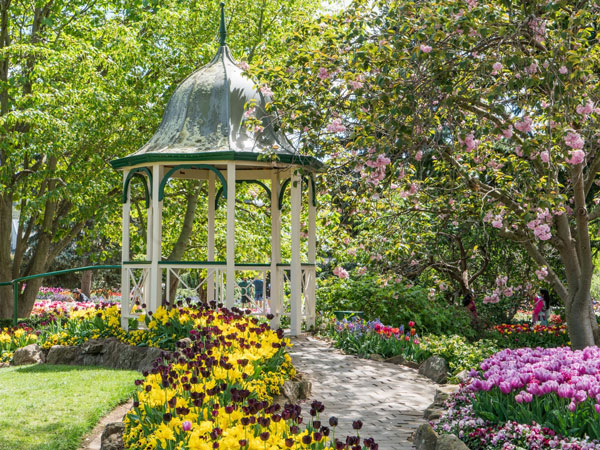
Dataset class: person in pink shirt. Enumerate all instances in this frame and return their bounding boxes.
[532,289,551,325]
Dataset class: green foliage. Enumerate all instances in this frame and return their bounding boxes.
[0,365,138,450]
[317,275,476,338]
[420,335,500,379]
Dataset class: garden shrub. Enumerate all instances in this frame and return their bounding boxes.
[419,335,500,378]
[317,276,476,338]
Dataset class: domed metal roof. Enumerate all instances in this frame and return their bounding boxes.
[111,6,321,170]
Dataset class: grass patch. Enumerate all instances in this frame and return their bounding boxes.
[0,364,139,450]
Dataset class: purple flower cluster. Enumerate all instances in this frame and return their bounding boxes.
[471,346,600,412]
[434,389,600,449]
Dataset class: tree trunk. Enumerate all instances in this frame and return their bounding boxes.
[166,182,202,302]
[0,193,13,319]
[81,270,92,299]
[17,277,43,318]
[566,290,596,349]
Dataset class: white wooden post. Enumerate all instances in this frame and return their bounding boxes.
[226,162,236,308]
[207,171,216,302]
[270,173,281,328]
[307,175,317,328]
[144,172,154,313]
[150,164,162,312]
[121,171,131,329]
[290,170,302,335]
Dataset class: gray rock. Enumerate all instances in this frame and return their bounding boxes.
[369,353,384,362]
[435,434,469,450]
[46,345,83,365]
[100,422,125,450]
[12,344,45,365]
[280,378,312,403]
[414,423,438,450]
[384,355,405,365]
[423,406,444,420]
[433,389,449,406]
[419,355,449,384]
[46,339,165,373]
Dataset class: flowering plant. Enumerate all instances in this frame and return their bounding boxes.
[466,347,600,440]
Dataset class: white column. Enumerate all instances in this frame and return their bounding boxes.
[270,172,281,328]
[290,170,302,335]
[144,173,153,313]
[225,162,236,308]
[307,176,317,328]
[207,172,216,302]
[150,164,162,312]
[121,171,131,329]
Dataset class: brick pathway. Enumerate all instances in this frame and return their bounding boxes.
[289,335,438,450]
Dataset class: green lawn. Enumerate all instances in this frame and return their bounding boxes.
[0,365,139,450]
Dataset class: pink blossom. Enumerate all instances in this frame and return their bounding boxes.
[347,248,357,256]
[566,149,586,165]
[564,131,584,149]
[559,65,568,74]
[527,62,539,74]
[576,100,594,116]
[514,116,533,133]
[415,151,423,161]
[333,266,349,279]
[466,0,477,10]
[259,85,273,96]
[464,132,479,152]
[318,67,330,80]
[501,126,513,139]
[535,266,548,280]
[491,62,502,75]
[420,44,432,53]
[239,61,250,71]
[348,79,363,90]
[540,150,550,163]
[327,118,346,133]
[243,106,255,119]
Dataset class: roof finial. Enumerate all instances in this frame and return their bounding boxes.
[219,2,227,46]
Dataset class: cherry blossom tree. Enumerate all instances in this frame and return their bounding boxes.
[254,0,600,348]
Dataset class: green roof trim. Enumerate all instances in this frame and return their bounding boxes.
[110,151,324,171]
[122,168,152,207]
[159,164,227,201]
[215,179,271,209]
[278,175,317,210]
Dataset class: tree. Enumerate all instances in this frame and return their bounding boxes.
[0,0,321,319]
[255,0,600,348]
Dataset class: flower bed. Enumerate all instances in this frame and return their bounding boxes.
[433,347,600,449]
[125,307,377,449]
[2,300,379,449]
[489,322,569,349]
[332,318,427,360]
[329,317,498,378]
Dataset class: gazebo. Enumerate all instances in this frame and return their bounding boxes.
[110,5,322,335]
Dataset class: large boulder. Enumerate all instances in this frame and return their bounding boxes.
[100,422,125,450]
[46,339,165,372]
[273,374,312,404]
[435,434,469,450]
[12,344,45,365]
[46,345,84,365]
[414,423,438,450]
[419,355,449,384]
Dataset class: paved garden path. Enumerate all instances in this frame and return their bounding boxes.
[289,335,438,450]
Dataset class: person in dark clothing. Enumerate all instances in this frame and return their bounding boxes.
[463,292,478,320]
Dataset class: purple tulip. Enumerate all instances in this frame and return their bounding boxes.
[182,421,192,431]
[499,382,512,394]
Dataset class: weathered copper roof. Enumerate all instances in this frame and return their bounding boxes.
[111,43,321,170]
